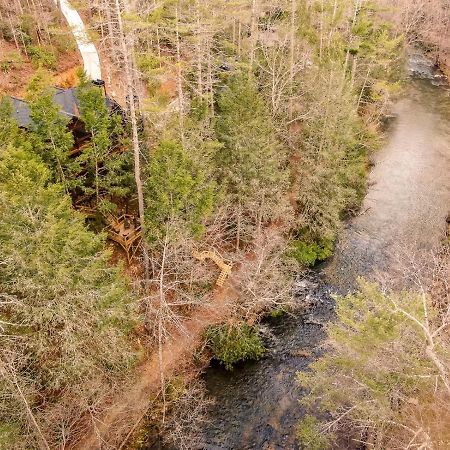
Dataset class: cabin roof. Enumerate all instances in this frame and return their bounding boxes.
[10,87,118,129]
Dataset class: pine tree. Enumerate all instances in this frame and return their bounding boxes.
[215,75,290,243]
[297,279,450,449]
[0,144,138,448]
[76,72,133,211]
[295,67,369,243]
[144,140,215,243]
[0,97,28,150]
[26,70,80,189]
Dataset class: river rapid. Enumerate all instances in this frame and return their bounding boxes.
[199,53,450,450]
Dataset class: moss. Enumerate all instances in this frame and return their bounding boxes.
[206,322,265,370]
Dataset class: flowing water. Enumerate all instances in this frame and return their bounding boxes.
[200,54,450,450]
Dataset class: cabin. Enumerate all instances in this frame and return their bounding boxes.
[9,83,141,258]
[9,82,122,153]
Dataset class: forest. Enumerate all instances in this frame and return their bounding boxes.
[0,0,449,449]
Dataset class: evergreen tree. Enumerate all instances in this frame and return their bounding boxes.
[144,140,215,243]
[26,70,80,189]
[0,97,28,150]
[76,72,133,211]
[0,145,138,448]
[297,280,450,449]
[348,2,403,104]
[214,75,289,241]
[295,67,369,244]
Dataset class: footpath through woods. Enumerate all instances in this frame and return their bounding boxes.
[73,227,282,450]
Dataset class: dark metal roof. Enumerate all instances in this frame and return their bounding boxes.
[10,97,33,128]
[10,87,118,129]
[53,87,80,117]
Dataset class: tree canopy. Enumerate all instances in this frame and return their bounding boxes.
[0,145,138,448]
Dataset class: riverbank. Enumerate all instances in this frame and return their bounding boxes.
[198,54,450,450]
[201,274,334,450]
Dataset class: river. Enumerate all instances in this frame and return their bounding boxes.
[199,53,450,450]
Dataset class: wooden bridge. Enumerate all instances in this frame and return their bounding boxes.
[193,250,233,287]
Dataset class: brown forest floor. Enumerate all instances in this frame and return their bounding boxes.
[74,295,232,449]
[0,40,81,96]
[72,228,282,450]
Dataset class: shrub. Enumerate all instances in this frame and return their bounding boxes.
[289,235,334,267]
[297,415,331,450]
[206,323,265,370]
[136,52,163,93]
[137,52,162,74]
[268,307,285,319]
[0,51,24,73]
[27,45,57,69]
[50,31,77,54]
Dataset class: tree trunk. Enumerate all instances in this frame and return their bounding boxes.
[195,0,203,98]
[114,0,150,282]
[249,0,259,76]
[289,0,296,118]
[175,4,185,143]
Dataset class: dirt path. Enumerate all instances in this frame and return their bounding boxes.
[72,274,242,449]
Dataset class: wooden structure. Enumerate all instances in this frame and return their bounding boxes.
[193,250,233,287]
[9,86,121,154]
[76,206,142,262]
[106,214,142,262]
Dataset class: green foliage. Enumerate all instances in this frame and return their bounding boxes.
[144,140,215,242]
[297,415,331,450]
[206,322,265,370]
[0,422,21,450]
[295,66,371,241]
[26,70,80,188]
[164,376,187,402]
[50,28,77,54]
[189,97,209,122]
[136,52,164,94]
[349,3,404,100]
[296,0,347,62]
[19,14,34,41]
[215,75,289,230]
[215,75,286,201]
[27,45,57,69]
[0,20,15,43]
[182,101,223,180]
[0,51,23,73]
[0,97,28,149]
[77,72,133,209]
[267,307,285,319]
[298,280,450,448]
[0,144,138,446]
[289,235,334,267]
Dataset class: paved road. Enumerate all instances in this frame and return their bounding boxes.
[55,0,102,80]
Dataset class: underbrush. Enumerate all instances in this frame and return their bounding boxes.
[289,234,335,267]
[205,322,265,370]
[27,45,57,69]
